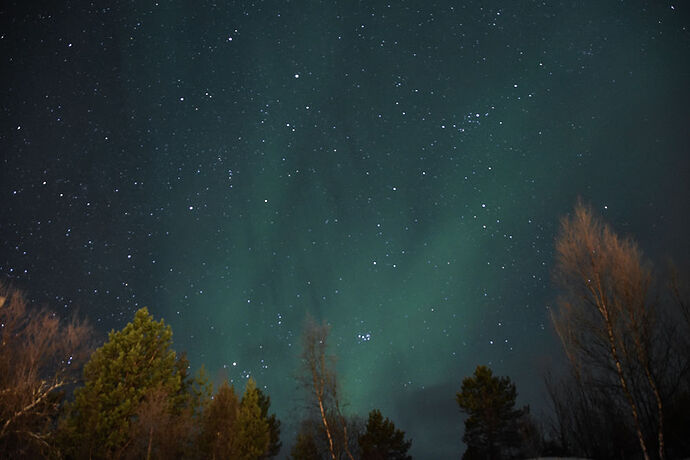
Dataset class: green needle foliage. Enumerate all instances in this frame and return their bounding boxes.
[200,380,240,458]
[237,378,271,459]
[200,377,271,460]
[358,409,412,460]
[58,307,203,458]
[256,387,282,458]
[290,427,321,460]
[456,365,524,460]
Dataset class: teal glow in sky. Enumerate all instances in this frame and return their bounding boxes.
[1,1,689,457]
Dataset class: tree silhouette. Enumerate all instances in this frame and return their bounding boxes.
[199,378,271,460]
[200,380,240,458]
[256,387,282,458]
[358,409,412,460]
[456,365,524,460]
[290,422,321,460]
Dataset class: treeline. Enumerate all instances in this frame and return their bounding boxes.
[0,291,412,459]
[457,203,690,460]
[1,201,690,459]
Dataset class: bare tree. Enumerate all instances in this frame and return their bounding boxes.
[0,283,91,456]
[545,366,639,458]
[670,266,690,329]
[123,385,198,460]
[551,202,665,460]
[299,315,355,460]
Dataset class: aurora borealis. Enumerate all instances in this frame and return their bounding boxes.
[1,1,689,457]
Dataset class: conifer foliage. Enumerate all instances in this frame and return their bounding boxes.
[237,378,272,459]
[456,365,525,460]
[358,409,412,460]
[200,380,240,458]
[290,424,321,460]
[256,387,282,458]
[200,378,272,460]
[58,307,204,458]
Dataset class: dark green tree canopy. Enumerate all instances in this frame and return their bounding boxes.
[59,307,199,458]
[200,380,241,458]
[358,409,412,460]
[456,365,525,460]
[256,387,282,458]
[200,377,271,460]
[236,378,271,459]
[290,428,321,460]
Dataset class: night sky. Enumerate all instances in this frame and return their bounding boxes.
[1,1,689,458]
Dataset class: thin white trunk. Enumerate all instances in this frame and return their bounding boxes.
[594,277,649,460]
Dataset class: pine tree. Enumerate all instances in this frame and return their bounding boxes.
[358,409,412,460]
[290,425,321,460]
[58,307,199,458]
[200,378,271,460]
[236,378,271,460]
[200,380,240,459]
[456,365,524,460]
[256,387,282,458]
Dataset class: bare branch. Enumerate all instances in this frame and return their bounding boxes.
[0,283,91,456]
[551,202,665,460]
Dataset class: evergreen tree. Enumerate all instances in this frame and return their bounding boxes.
[236,378,271,460]
[58,307,200,459]
[358,409,412,460]
[200,378,271,460]
[200,380,240,459]
[256,387,282,458]
[456,365,524,460]
[290,427,321,460]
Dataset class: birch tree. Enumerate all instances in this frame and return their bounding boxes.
[0,284,91,457]
[551,202,665,460]
[299,315,355,460]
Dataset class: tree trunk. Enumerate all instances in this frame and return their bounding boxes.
[631,316,665,460]
[340,414,355,460]
[312,361,336,460]
[643,365,664,460]
[316,392,336,460]
[146,425,153,460]
[602,305,649,460]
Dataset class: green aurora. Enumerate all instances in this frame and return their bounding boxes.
[1,1,689,457]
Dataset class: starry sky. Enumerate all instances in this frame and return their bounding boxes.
[1,1,689,458]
